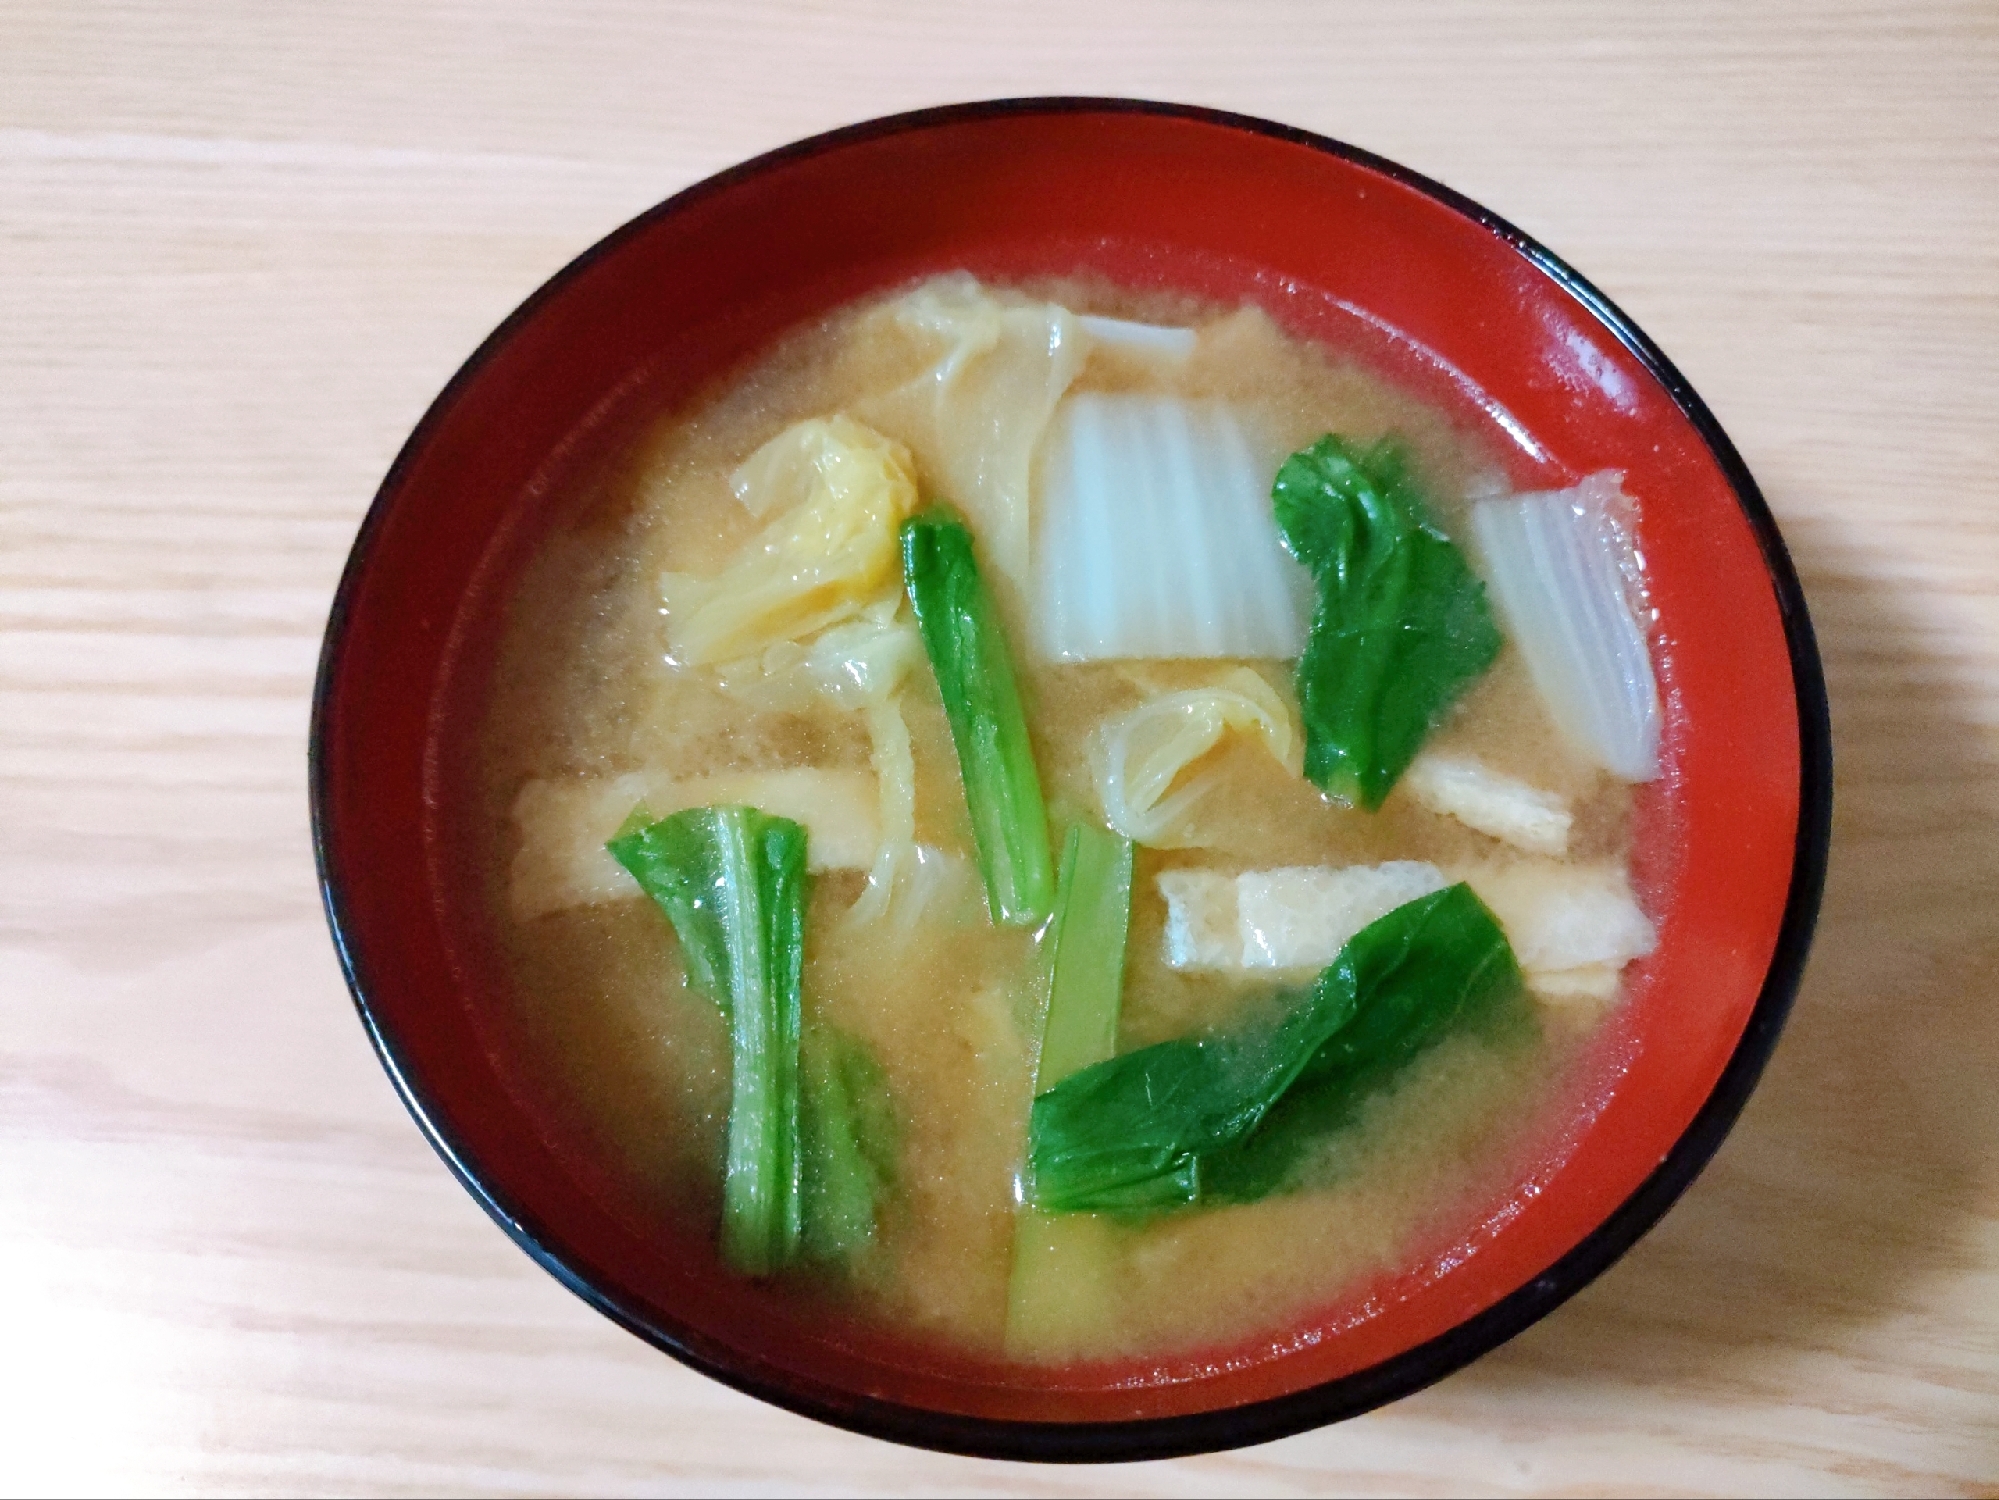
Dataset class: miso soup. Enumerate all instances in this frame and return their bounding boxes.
[473,274,1663,1362]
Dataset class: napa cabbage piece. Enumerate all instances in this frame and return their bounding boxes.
[1274,434,1503,809]
[1026,883,1526,1215]
[703,595,975,931]
[1090,667,1301,847]
[843,700,920,927]
[853,275,1087,612]
[710,595,924,711]
[1077,314,1198,361]
[1470,472,1661,782]
[1033,394,1312,662]
[660,416,918,665]
[758,603,924,927]
[705,597,929,928]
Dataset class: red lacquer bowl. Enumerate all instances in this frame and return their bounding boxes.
[312,100,1830,1460]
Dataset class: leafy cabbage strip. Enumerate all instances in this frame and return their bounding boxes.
[900,509,1056,926]
[1273,435,1503,810]
[1025,883,1525,1215]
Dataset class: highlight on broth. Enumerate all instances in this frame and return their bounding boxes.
[488,273,1664,1362]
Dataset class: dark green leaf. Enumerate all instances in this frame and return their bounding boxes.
[1273,435,1503,809]
[1025,883,1524,1215]
[901,509,1056,926]
[1199,881,1531,1202]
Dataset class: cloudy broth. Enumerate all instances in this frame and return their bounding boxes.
[469,275,1642,1363]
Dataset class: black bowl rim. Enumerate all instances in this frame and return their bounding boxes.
[310,95,1833,1465]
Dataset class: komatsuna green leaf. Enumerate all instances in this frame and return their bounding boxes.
[1004,822,1136,1350]
[608,805,808,1274]
[1025,882,1525,1215]
[800,1026,899,1265]
[1197,880,1532,1203]
[1034,823,1135,1090]
[1273,435,1503,810]
[901,508,1056,927]
[608,805,739,1007]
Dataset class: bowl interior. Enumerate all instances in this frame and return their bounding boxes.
[315,103,1814,1449]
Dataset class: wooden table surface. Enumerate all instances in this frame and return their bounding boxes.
[6,3,1997,1494]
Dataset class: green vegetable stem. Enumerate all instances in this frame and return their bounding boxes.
[608,805,808,1274]
[799,1026,899,1265]
[900,509,1056,927]
[1004,821,1136,1351]
[1034,823,1136,1090]
[1025,883,1525,1215]
[1273,435,1503,809]
[610,806,898,1274]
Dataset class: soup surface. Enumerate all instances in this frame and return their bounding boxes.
[469,274,1660,1364]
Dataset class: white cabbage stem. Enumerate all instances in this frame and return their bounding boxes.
[1471,473,1661,782]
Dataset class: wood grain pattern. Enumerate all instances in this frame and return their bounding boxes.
[3,2,1996,1493]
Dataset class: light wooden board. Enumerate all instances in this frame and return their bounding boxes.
[3,2,1996,1493]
